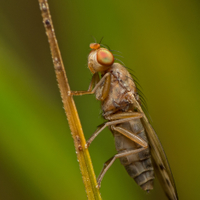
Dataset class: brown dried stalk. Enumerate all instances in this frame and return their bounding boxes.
[37,1,102,199]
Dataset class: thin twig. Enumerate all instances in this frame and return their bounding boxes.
[37,1,102,199]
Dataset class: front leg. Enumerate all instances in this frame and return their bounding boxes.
[71,72,111,101]
[70,72,99,95]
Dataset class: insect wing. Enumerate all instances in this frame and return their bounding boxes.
[144,121,178,200]
[135,101,178,200]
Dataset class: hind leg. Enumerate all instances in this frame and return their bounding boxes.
[97,146,147,188]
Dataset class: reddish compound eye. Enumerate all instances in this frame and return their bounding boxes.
[97,48,114,66]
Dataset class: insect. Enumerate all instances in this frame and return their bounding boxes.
[71,42,178,200]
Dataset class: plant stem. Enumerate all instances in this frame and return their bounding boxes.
[37,1,102,199]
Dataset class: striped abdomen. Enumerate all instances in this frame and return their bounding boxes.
[111,118,155,191]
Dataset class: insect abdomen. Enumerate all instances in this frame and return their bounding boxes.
[112,119,155,191]
[124,157,154,191]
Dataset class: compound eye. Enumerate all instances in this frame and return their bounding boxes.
[97,49,114,66]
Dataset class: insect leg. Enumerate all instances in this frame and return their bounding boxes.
[97,147,147,188]
[97,125,149,187]
[87,72,100,91]
[86,112,143,147]
[105,111,143,120]
[71,72,111,96]
[111,126,148,148]
[99,72,111,101]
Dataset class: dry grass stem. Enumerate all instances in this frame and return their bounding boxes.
[38,0,102,199]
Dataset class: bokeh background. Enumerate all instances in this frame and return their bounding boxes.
[0,0,199,199]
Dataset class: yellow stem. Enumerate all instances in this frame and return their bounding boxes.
[37,1,102,199]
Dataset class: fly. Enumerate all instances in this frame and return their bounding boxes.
[71,42,178,200]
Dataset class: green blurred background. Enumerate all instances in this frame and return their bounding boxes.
[0,0,199,199]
